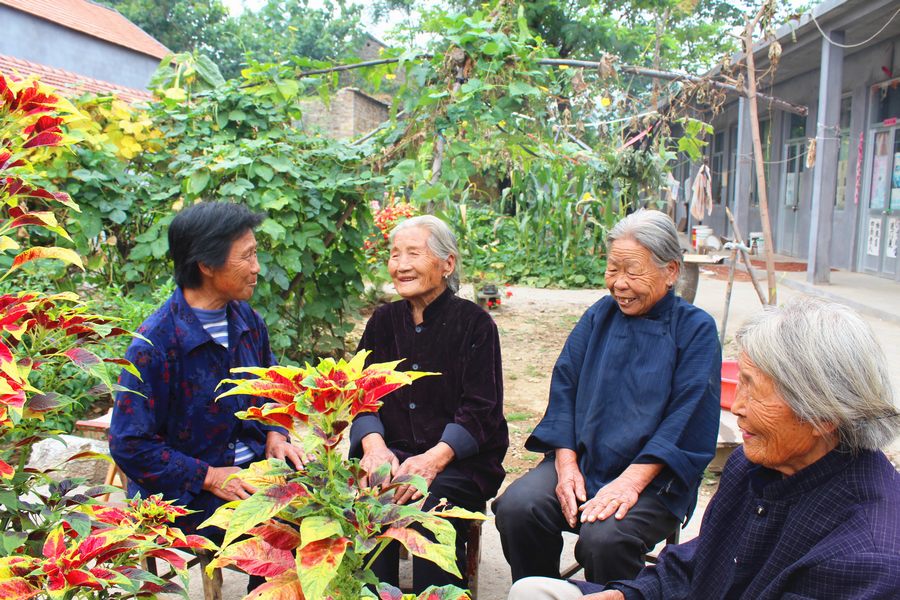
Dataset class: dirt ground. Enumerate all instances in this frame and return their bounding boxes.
[490,300,583,479]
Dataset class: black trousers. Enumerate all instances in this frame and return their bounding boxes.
[369,463,485,593]
[493,457,679,585]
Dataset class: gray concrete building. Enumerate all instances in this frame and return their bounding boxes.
[0,0,169,91]
[676,0,900,285]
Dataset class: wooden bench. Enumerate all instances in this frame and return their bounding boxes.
[73,409,127,502]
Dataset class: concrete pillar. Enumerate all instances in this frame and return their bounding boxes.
[807,31,845,284]
[731,98,753,238]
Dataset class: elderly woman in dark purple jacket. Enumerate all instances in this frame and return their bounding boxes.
[509,298,900,600]
[349,215,508,594]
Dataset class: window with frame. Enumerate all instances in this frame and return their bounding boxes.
[835,96,852,210]
[710,131,725,204]
[783,113,807,209]
[874,80,900,122]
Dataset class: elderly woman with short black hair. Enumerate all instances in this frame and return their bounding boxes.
[510,298,900,600]
[350,215,508,593]
[495,209,721,586]
[110,202,303,540]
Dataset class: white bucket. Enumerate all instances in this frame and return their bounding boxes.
[693,226,713,250]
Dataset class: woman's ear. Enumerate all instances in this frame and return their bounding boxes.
[666,260,679,288]
[444,254,456,279]
[198,262,215,279]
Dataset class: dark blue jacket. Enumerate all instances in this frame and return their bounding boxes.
[527,291,721,520]
[110,287,284,534]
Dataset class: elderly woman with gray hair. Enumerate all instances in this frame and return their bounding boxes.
[509,297,900,600]
[350,215,509,593]
[495,209,721,586]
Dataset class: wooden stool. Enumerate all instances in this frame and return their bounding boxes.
[74,408,127,501]
[560,526,681,579]
[145,550,226,600]
[399,519,484,599]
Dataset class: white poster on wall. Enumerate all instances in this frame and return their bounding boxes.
[887,218,899,259]
[867,218,882,257]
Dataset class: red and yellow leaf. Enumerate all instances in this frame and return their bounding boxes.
[9,247,83,273]
[379,527,460,577]
[210,537,294,578]
[296,536,348,600]
[236,405,299,431]
[0,577,40,600]
[248,521,302,551]
[246,571,304,600]
[42,525,66,561]
[0,459,13,479]
[219,482,308,548]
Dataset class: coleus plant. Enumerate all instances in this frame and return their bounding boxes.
[203,351,483,599]
[0,72,211,598]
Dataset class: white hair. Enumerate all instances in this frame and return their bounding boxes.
[608,209,683,269]
[391,215,461,293]
[735,298,898,451]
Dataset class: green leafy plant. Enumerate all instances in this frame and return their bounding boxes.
[201,350,482,599]
[0,72,209,598]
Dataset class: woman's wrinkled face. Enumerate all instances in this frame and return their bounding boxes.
[388,227,453,304]
[731,354,832,476]
[205,229,260,303]
[605,238,677,316]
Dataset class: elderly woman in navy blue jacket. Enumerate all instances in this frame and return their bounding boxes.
[494,209,721,586]
[509,298,900,600]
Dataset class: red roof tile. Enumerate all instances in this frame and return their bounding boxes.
[0,53,152,103]
[0,0,170,59]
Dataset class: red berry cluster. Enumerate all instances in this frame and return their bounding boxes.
[364,201,417,260]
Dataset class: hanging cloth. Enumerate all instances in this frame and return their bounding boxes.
[690,164,713,220]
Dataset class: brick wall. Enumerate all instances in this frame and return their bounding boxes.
[298,88,389,140]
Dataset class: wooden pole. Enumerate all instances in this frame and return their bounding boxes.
[742,2,778,305]
[726,206,767,306]
[720,244,739,347]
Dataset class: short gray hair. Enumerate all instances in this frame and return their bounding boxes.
[608,209,682,269]
[735,298,898,451]
[391,215,461,293]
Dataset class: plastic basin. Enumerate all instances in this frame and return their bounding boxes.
[721,360,739,410]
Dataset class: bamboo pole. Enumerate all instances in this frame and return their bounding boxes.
[289,56,808,117]
[537,59,807,116]
[742,2,778,305]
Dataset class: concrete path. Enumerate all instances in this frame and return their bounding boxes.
[171,264,899,600]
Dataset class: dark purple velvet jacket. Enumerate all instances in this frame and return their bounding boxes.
[349,288,508,499]
[576,446,900,599]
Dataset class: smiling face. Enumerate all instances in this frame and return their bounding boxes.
[201,229,260,304]
[731,354,837,476]
[388,227,454,307]
[605,238,678,316]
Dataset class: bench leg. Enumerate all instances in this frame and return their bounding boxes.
[198,551,223,600]
[465,522,482,600]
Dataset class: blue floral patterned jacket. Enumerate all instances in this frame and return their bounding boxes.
[110,287,285,534]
